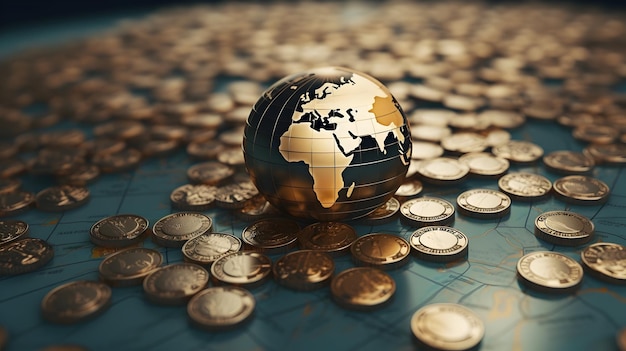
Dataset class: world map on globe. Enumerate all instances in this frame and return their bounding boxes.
[244,67,412,220]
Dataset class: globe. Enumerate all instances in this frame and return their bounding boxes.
[243,66,412,221]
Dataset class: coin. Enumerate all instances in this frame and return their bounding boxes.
[580,242,626,285]
[400,197,455,227]
[618,327,626,351]
[552,175,610,205]
[0,238,53,275]
[297,222,357,256]
[363,197,401,225]
[410,141,444,160]
[187,286,255,331]
[394,179,423,198]
[242,218,300,254]
[273,250,334,291]
[584,144,626,165]
[143,263,209,305]
[497,172,552,201]
[417,157,469,185]
[351,233,411,270]
[35,185,90,212]
[481,109,525,129]
[90,214,149,248]
[456,188,511,219]
[411,125,452,143]
[572,124,618,144]
[411,303,484,351]
[92,148,142,173]
[458,152,509,177]
[516,251,583,293]
[186,140,224,160]
[96,246,162,285]
[217,147,246,167]
[210,251,272,288]
[235,194,281,221]
[0,178,21,194]
[409,226,468,262]
[41,280,111,324]
[56,164,100,186]
[330,267,395,311]
[170,184,217,211]
[182,233,242,265]
[534,211,594,247]
[441,132,487,154]
[542,150,594,174]
[152,212,213,248]
[215,180,259,209]
[0,219,29,246]
[187,161,234,185]
[0,191,34,217]
[492,140,544,163]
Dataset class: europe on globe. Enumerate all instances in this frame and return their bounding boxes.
[243,67,412,221]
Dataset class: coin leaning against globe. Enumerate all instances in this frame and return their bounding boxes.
[242,66,413,221]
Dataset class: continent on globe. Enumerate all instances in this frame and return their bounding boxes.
[244,67,412,221]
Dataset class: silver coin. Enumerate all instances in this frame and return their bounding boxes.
[409,226,468,262]
[543,150,594,174]
[492,140,544,163]
[498,172,552,201]
[152,212,213,248]
[417,157,469,185]
[411,303,484,351]
[534,211,594,247]
[410,141,444,160]
[516,251,583,293]
[459,152,509,177]
[400,197,455,227]
[440,132,487,154]
[394,179,423,198]
[456,188,511,219]
[583,144,626,165]
[552,175,610,205]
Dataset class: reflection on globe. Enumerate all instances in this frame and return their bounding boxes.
[243,67,412,221]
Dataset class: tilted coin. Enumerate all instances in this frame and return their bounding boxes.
[41,280,111,324]
[584,143,626,165]
[363,197,401,225]
[580,242,626,285]
[440,132,487,154]
[187,286,255,331]
[187,161,234,185]
[273,250,334,291]
[242,218,300,254]
[543,150,594,174]
[456,188,511,219]
[143,263,209,305]
[90,214,149,248]
[417,157,469,185]
[492,140,544,163]
[394,179,423,198]
[552,175,610,205]
[211,251,272,288]
[330,267,395,311]
[235,194,281,221]
[458,152,509,177]
[0,191,34,217]
[572,124,618,144]
[410,226,468,262]
[497,172,552,201]
[516,251,583,293]
[0,238,53,275]
[170,184,217,211]
[351,233,411,270]
[182,233,242,265]
[0,219,29,246]
[98,247,163,287]
[215,180,259,209]
[152,212,213,248]
[534,211,594,247]
[297,222,357,256]
[35,185,90,212]
[411,303,484,351]
[400,197,455,227]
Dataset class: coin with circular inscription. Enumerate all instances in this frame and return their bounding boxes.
[98,247,163,287]
[410,226,468,262]
[152,212,213,248]
[552,175,610,205]
[273,250,334,291]
[456,188,511,219]
[170,184,217,211]
[516,251,583,293]
[411,303,484,351]
[363,197,401,225]
[0,219,29,246]
[417,157,469,185]
[400,197,455,227]
[36,185,90,212]
[580,242,626,285]
[0,238,54,275]
[351,233,411,270]
[458,152,509,177]
[534,211,594,247]
[187,161,234,185]
[543,150,594,174]
[41,280,111,324]
[182,232,242,265]
[143,263,209,305]
[498,172,552,201]
[242,218,300,254]
[297,222,357,256]
[211,251,272,288]
[330,267,395,311]
[0,191,34,217]
[215,180,259,209]
[492,140,544,163]
[187,286,255,331]
[90,214,149,248]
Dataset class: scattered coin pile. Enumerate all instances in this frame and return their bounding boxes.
[1,0,626,349]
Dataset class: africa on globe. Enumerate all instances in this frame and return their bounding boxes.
[243,67,412,221]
